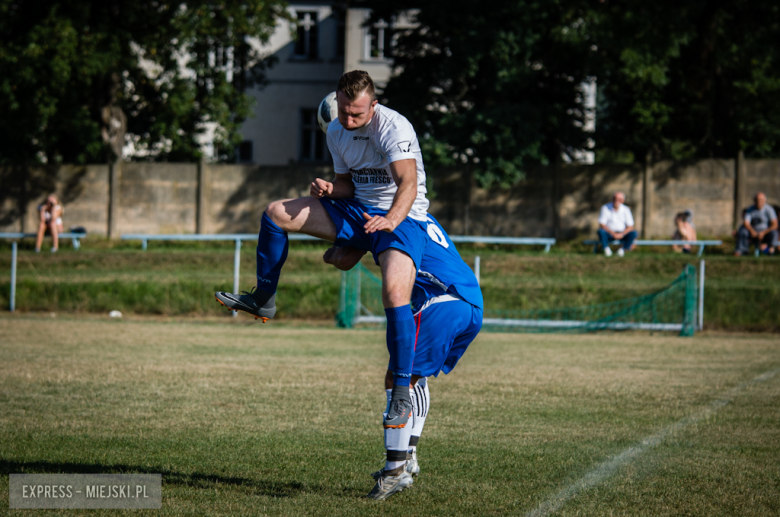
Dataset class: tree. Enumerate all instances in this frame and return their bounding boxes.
[0,0,288,166]
[361,0,780,179]
[592,0,780,161]
[361,0,596,186]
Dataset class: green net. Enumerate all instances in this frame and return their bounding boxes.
[337,263,698,337]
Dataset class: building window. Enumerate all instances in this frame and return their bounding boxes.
[334,7,346,58]
[237,140,253,163]
[294,11,319,60]
[366,18,394,60]
[301,109,326,161]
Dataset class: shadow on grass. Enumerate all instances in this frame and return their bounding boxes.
[0,459,327,498]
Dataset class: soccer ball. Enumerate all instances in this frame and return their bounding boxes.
[317,91,338,134]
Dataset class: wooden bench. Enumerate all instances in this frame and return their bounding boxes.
[0,232,86,250]
[583,239,723,257]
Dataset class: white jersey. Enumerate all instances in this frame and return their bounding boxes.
[326,104,429,221]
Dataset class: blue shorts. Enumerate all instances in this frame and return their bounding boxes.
[389,299,482,378]
[319,198,428,269]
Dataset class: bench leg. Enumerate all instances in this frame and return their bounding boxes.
[544,244,551,253]
[697,245,704,257]
[72,238,80,250]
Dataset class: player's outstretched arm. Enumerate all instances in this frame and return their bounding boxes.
[310,173,355,199]
[363,159,417,234]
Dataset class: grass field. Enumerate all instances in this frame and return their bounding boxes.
[1,315,778,515]
[1,241,779,330]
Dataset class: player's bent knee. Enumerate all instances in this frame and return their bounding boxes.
[265,200,300,229]
[264,201,284,224]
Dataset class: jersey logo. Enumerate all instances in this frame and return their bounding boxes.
[353,136,369,141]
[349,168,392,185]
[397,141,411,152]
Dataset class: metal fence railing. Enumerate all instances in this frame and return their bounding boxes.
[3,232,556,314]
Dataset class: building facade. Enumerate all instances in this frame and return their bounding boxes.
[239,2,409,165]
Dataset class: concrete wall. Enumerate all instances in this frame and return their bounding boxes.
[205,164,332,233]
[0,164,110,235]
[2,159,779,238]
[745,160,780,214]
[649,159,736,238]
[117,163,198,235]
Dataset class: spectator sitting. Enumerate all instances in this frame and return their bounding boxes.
[35,194,64,253]
[734,192,778,256]
[597,191,637,257]
[672,210,697,253]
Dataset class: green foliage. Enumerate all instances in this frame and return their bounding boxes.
[361,1,780,175]
[589,1,780,161]
[363,0,594,187]
[0,0,288,165]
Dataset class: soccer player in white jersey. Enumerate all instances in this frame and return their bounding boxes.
[216,71,430,429]
[323,213,483,500]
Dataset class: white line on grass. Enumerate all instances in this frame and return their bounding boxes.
[526,368,780,517]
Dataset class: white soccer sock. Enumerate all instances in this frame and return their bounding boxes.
[383,388,413,471]
[409,378,430,452]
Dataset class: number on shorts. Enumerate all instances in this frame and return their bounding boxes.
[426,223,449,248]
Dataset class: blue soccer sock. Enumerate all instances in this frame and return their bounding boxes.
[385,305,416,387]
[256,212,289,294]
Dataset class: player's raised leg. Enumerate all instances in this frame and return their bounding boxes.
[380,249,417,429]
[215,197,338,320]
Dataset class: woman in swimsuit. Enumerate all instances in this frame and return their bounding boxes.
[36,194,64,252]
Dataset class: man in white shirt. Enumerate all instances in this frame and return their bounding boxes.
[216,71,427,431]
[597,192,637,257]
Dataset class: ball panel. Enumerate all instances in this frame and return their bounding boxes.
[317,91,338,134]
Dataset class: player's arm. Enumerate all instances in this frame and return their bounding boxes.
[759,216,777,238]
[744,216,757,237]
[599,223,615,238]
[363,159,417,234]
[310,173,355,199]
[313,131,356,199]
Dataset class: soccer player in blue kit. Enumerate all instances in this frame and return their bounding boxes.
[216,71,431,430]
[323,213,483,500]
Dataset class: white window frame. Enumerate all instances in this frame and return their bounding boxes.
[292,10,319,60]
[363,17,393,61]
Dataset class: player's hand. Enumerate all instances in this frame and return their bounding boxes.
[310,178,334,198]
[362,212,397,233]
